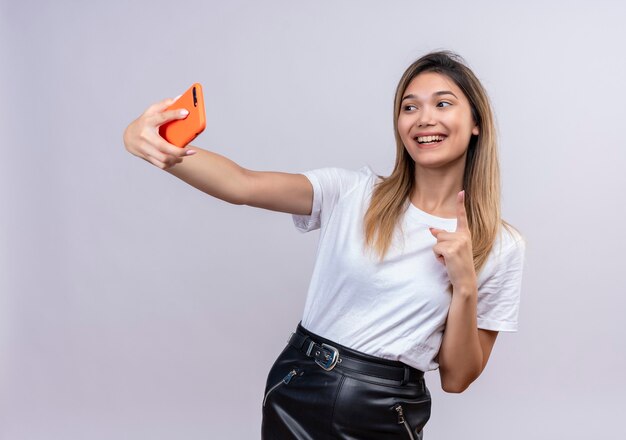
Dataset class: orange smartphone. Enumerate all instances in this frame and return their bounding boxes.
[159,83,206,148]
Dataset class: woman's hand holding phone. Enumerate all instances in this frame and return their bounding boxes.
[123,96,197,170]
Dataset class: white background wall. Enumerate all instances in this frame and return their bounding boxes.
[1,0,625,438]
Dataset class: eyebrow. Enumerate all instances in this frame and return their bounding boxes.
[401,90,458,102]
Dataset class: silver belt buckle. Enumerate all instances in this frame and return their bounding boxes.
[315,343,340,371]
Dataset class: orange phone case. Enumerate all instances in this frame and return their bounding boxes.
[159,83,206,148]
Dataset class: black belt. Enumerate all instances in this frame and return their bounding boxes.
[288,331,424,384]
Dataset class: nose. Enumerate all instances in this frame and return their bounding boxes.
[415,106,436,127]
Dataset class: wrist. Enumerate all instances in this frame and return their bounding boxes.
[452,281,477,297]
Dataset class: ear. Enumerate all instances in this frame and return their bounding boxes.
[472,124,480,136]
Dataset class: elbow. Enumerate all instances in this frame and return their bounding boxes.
[441,380,471,394]
[440,366,481,394]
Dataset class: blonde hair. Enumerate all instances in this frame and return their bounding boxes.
[363,50,522,282]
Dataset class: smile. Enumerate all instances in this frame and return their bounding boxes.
[414,136,446,149]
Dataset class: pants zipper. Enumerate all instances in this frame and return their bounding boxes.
[263,369,299,407]
[393,404,416,440]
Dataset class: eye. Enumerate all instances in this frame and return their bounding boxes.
[437,101,452,107]
[402,104,417,111]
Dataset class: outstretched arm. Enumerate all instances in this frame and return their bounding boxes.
[124,96,313,215]
[165,145,313,216]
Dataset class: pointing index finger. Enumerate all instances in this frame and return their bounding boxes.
[456,190,469,232]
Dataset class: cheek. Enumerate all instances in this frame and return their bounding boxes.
[396,129,405,142]
[443,114,473,137]
[397,118,412,137]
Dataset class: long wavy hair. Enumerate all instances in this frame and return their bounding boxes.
[363,50,521,282]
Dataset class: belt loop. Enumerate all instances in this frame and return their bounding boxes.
[400,365,410,386]
[306,340,315,356]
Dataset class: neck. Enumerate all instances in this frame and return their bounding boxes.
[410,154,466,219]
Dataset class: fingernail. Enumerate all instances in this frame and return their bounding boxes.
[180,109,189,116]
[174,94,182,101]
[186,150,196,155]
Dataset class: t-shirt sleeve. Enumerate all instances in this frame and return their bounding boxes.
[292,166,366,233]
[476,236,527,332]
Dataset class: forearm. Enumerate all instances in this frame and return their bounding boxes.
[165,145,249,205]
[437,284,483,393]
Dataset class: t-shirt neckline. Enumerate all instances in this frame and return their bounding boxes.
[366,165,458,229]
[407,201,458,229]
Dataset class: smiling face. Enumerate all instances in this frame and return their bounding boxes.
[397,71,479,170]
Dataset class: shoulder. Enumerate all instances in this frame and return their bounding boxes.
[302,165,376,193]
[302,164,373,181]
[498,223,526,256]
[330,164,376,182]
[476,223,527,297]
[482,223,527,276]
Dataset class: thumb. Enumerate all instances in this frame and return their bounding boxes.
[429,227,443,237]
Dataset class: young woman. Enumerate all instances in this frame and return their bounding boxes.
[123,50,526,439]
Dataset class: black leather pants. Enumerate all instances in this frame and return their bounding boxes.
[261,322,432,439]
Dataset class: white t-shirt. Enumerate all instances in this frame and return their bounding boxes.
[292,165,526,372]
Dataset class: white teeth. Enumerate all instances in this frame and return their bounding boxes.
[416,135,446,143]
